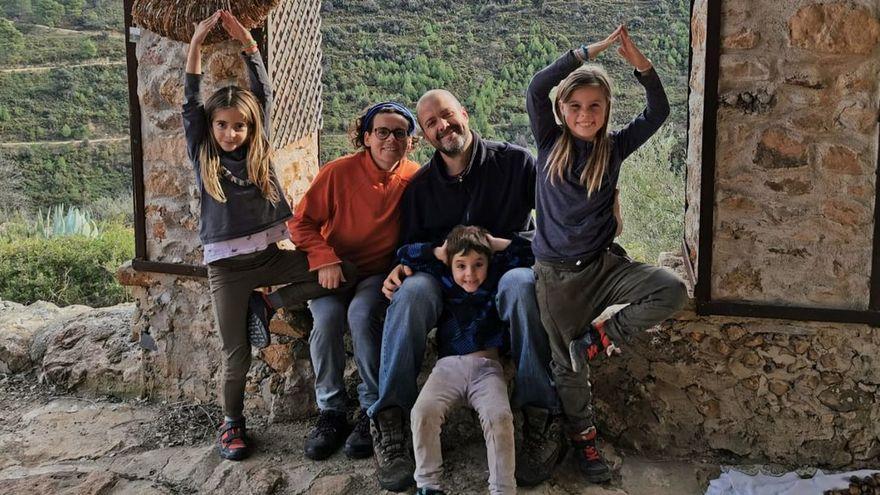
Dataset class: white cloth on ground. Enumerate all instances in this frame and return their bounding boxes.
[706,468,880,495]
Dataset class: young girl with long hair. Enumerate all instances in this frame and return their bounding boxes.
[526,25,687,483]
[183,10,355,461]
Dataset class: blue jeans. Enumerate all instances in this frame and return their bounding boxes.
[368,268,560,417]
[309,274,386,412]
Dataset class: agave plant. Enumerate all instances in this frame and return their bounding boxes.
[35,204,101,239]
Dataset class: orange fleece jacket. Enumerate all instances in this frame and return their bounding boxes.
[289,150,420,277]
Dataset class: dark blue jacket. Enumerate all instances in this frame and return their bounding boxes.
[527,50,669,262]
[398,131,536,247]
[397,236,534,357]
[182,51,291,244]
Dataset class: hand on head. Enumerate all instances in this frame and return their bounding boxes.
[433,241,449,265]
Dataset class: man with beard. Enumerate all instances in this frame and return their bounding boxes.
[366,89,565,492]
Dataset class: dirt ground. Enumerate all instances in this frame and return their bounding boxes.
[0,373,717,494]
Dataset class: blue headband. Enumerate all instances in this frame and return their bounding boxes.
[362,101,417,136]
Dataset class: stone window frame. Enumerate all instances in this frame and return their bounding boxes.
[686,0,880,326]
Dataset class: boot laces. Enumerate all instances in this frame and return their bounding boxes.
[314,411,342,436]
[353,409,371,437]
[377,421,405,458]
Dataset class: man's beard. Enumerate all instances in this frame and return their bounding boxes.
[435,125,467,156]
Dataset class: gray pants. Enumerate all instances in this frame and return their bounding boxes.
[308,274,386,412]
[411,355,516,495]
[207,244,356,418]
[534,247,687,434]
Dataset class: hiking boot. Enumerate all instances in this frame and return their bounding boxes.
[515,406,566,487]
[415,488,446,495]
[370,407,414,492]
[304,410,350,460]
[217,418,249,460]
[246,291,274,349]
[344,408,373,459]
[571,426,612,483]
[569,320,615,372]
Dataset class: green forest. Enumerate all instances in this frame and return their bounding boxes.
[0,0,691,307]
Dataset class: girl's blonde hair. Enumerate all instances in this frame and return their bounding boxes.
[547,65,614,197]
[199,85,278,204]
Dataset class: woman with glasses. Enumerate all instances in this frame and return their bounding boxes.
[290,102,421,461]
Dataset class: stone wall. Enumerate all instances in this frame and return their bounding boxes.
[685,1,880,308]
[592,306,880,467]
[620,0,880,467]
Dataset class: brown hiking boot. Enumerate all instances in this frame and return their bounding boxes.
[370,407,414,492]
[570,426,612,483]
[515,406,566,486]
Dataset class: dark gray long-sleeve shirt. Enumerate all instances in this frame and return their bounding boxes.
[181,50,291,245]
[526,50,669,263]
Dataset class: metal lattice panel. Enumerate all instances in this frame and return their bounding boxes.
[268,0,323,147]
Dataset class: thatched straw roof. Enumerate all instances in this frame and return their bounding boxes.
[132,0,281,43]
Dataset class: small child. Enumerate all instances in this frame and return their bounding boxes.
[398,225,532,495]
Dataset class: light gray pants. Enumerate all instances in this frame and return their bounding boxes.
[534,246,687,434]
[411,355,516,495]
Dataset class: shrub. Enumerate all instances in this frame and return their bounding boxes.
[616,127,685,263]
[0,222,134,307]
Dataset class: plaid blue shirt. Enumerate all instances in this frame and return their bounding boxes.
[397,237,534,357]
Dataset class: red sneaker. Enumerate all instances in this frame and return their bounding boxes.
[570,426,611,483]
[568,320,615,372]
[217,419,249,460]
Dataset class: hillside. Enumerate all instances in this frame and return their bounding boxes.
[320,0,690,164]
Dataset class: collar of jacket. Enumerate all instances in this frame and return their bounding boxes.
[429,130,485,184]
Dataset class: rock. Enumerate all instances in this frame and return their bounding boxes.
[818,386,871,413]
[753,128,808,169]
[723,28,759,49]
[39,304,142,397]
[266,359,317,423]
[789,3,880,55]
[261,344,293,373]
[2,398,156,465]
[768,380,790,397]
[0,300,90,374]
[820,145,864,176]
[309,473,360,494]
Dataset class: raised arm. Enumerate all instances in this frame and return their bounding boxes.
[220,11,273,138]
[182,12,221,166]
[613,26,670,159]
[526,27,622,149]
